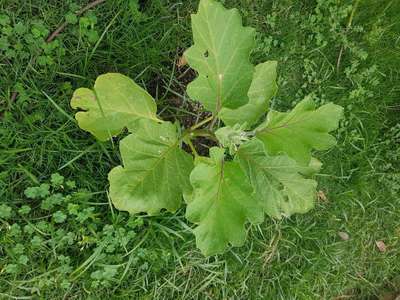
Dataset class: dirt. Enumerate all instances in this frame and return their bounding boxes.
[146,55,217,156]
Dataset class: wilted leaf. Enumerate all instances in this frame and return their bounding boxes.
[376,240,387,253]
[177,55,188,67]
[338,231,349,241]
[317,190,328,202]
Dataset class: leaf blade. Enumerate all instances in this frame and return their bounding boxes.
[256,98,344,164]
[71,73,159,141]
[184,0,255,112]
[109,120,193,215]
[220,61,278,128]
[237,139,317,219]
[186,147,263,255]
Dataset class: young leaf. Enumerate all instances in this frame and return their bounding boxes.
[186,147,264,256]
[71,73,160,141]
[184,0,255,112]
[108,120,193,215]
[215,123,249,155]
[301,157,323,177]
[256,98,344,165]
[220,61,278,128]
[237,139,317,219]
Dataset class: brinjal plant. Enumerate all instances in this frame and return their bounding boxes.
[71,0,343,256]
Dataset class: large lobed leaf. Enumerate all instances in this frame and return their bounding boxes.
[256,98,344,165]
[186,147,264,255]
[184,0,255,112]
[219,61,278,128]
[237,139,318,219]
[71,73,159,141]
[109,120,193,215]
[185,0,278,129]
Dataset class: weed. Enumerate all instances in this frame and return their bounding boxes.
[1,0,399,298]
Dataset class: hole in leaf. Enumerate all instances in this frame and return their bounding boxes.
[203,50,209,58]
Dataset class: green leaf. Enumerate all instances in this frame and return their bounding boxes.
[184,0,255,112]
[53,211,67,223]
[71,73,160,141]
[0,204,12,219]
[51,173,64,186]
[237,139,317,219]
[109,120,193,215]
[129,0,143,20]
[14,22,27,35]
[18,205,31,215]
[18,255,29,265]
[0,15,10,26]
[220,61,278,128]
[65,12,78,25]
[215,123,249,155]
[186,147,263,256]
[256,98,344,165]
[24,184,50,199]
[301,157,323,177]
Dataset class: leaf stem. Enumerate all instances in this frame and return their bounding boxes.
[189,115,214,131]
[189,129,218,142]
[181,114,217,157]
[186,139,199,157]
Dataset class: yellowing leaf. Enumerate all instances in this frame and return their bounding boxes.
[186,147,264,255]
[256,98,344,165]
[109,120,193,215]
[338,231,350,241]
[375,240,387,253]
[184,0,255,112]
[237,139,317,218]
[71,73,159,141]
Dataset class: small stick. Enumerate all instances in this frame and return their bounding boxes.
[189,115,213,131]
[186,139,199,157]
[8,0,107,105]
[10,91,18,102]
[336,0,361,73]
[46,0,107,43]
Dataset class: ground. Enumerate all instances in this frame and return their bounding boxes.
[0,0,399,299]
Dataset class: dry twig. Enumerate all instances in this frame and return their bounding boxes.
[8,0,107,104]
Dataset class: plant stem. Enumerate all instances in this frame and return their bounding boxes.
[186,139,199,157]
[209,115,219,131]
[189,129,218,142]
[189,115,214,131]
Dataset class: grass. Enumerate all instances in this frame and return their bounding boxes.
[1,0,399,299]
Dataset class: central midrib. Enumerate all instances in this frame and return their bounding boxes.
[127,139,180,193]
